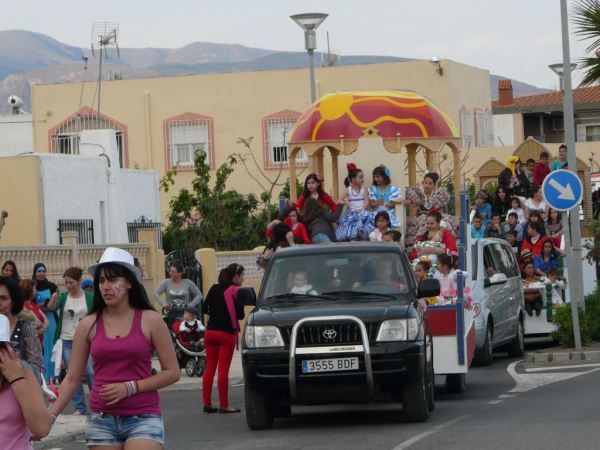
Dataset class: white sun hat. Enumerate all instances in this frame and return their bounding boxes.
[0,314,17,346]
[88,247,142,281]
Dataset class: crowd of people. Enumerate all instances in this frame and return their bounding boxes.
[470,149,569,315]
[0,247,253,448]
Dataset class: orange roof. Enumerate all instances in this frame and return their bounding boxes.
[493,85,600,110]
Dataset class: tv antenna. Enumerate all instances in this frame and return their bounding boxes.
[91,22,120,127]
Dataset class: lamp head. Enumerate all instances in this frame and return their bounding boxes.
[290,13,328,31]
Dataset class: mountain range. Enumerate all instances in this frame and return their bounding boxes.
[0,30,548,113]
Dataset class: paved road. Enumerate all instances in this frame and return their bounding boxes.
[37,350,600,450]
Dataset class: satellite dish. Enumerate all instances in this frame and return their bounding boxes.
[90,22,120,127]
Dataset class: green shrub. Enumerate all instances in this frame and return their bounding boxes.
[585,290,600,341]
[551,305,592,347]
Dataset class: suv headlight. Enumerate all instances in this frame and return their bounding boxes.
[376,318,419,342]
[244,325,285,348]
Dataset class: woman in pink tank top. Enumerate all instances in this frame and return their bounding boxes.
[50,248,180,449]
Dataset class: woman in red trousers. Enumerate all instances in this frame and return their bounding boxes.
[201,263,245,413]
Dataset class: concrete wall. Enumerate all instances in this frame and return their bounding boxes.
[493,114,515,146]
[0,113,33,155]
[31,59,492,220]
[0,155,44,244]
[121,169,161,223]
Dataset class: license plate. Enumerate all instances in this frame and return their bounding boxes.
[301,357,359,374]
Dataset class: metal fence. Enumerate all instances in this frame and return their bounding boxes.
[58,219,94,244]
[127,219,162,249]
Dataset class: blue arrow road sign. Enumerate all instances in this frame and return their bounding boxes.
[541,169,583,211]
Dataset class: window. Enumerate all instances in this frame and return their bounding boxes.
[475,110,493,147]
[460,108,473,148]
[48,107,128,168]
[169,121,208,167]
[58,219,94,244]
[262,111,307,168]
[164,113,214,170]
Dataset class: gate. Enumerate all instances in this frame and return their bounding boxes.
[164,250,203,294]
[58,219,94,244]
[127,215,162,249]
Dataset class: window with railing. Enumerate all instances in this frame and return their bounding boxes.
[164,113,214,170]
[262,111,307,169]
[48,106,128,168]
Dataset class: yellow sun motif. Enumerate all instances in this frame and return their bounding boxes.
[319,93,354,121]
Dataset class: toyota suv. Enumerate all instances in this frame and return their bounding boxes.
[241,243,440,429]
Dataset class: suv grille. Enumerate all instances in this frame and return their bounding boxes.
[281,322,379,346]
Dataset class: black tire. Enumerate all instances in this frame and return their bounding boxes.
[426,340,435,412]
[185,359,196,377]
[507,318,525,357]
[274,403,292,418]
[402,367,429,422]
[245,384,274,430]
[475,322,493,366]
[445,373,466,394]
[195,357,206,377]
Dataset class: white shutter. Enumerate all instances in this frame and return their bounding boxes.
[577,123,587,142]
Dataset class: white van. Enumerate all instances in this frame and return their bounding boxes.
[466,237,525,365]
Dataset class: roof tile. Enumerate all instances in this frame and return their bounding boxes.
[492,85,600,110]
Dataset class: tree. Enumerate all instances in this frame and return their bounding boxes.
[161,149,269,253]
[573,0,600,86]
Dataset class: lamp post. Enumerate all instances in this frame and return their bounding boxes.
[559,0,584,352]
[290,13,328,103]
[548,62,577,91]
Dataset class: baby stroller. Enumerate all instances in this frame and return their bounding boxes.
[164,306,206,377]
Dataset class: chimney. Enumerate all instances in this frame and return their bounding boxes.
[498,79,513,106]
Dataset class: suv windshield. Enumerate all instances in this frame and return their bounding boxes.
[261,250,411,302]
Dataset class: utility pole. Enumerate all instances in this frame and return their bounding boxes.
[560,0,584,351]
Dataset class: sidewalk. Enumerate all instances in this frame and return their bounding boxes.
[38,351,244,445]
[525,341,600,363]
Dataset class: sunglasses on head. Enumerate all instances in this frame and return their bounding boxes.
[36,268,46,273]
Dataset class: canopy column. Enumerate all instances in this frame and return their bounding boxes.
[425,147,437,172]
[406,144,418,218]
[452,147,461,217]
[330,149,340,200]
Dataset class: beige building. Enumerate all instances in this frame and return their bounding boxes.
[31,59,493,220]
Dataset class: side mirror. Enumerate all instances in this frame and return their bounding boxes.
[484,273,508,287]
[238,287,257,306]
[417,278,440,298]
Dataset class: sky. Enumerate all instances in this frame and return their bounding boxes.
[2,0,592,88]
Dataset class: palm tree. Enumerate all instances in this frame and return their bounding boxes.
[573,0,600,86]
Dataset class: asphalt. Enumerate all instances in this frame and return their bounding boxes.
[35,344,600,449]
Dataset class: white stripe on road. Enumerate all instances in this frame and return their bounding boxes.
[487,400,503,405]
[507,360,600,393]
[524,363,600,373]
[391,415,470,450]
[497,394,516,399]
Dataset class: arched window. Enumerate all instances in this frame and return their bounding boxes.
[262,110,307,169]
[163,112,215,171]
[48,106,129,168]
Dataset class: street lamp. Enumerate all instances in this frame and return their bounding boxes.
[290,12,328,103]
[548,62,577,90]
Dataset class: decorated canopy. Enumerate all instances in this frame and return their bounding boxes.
[289,90,459,143]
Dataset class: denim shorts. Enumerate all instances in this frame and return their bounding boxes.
[85,412,164,447]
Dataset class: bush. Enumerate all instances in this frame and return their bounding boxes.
[551,304,592,347]
[585,289,600,341]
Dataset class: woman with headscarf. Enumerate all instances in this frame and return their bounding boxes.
[32,263,58,382]
[498,156,531,198]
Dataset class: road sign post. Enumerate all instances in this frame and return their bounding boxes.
[542,169,584,352]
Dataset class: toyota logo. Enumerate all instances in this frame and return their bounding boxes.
[323,329,337,340]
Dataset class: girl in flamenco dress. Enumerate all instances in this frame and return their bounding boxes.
[336,163,375,241]
[404,172,458,248]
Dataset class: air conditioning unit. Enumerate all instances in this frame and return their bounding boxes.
[552,118,564,131]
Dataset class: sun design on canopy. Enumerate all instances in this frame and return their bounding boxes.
[289,90,459,143]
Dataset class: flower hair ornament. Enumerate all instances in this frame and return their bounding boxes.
[315,173,324,183]
[384,166,391,177]
[346,162,357,172]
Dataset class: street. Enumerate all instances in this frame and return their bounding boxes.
[37,349,600,450]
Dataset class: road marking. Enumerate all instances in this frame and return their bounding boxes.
[524,363,600,373]
[497,394,516,399]
[231,383,245,387]
[391,415,470,450]
[507,360,600,393]
[487,400,502,405]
